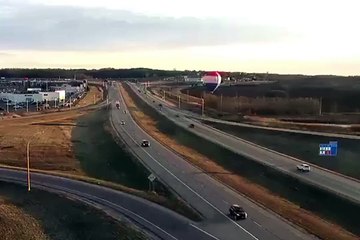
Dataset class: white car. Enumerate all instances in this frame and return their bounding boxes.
[120,121,125,125]
[297,163,311,172]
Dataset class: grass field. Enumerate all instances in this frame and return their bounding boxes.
[203,121,360,180]
[122,82,359,240]
[72,107,149,190]
[0,182,148,240]
[0,84,201,221]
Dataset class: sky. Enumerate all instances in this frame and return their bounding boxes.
[0,0,359,75]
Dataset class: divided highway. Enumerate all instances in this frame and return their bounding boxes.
[132,83,360,204]
[111,83,315,240]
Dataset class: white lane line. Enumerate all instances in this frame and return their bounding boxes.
[190,224,220,240]
[114,85,259,240]
[253,221,262,228]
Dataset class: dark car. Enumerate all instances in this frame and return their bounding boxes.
[141,140,150,147]
[189,124,195,128]
[229,204,247,220]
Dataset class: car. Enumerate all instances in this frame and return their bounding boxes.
[189,124,195,128]
[123,110,127,114]
[141,140,150,147]
[120,120,125,125]
[229,204,247,220]
[297,163,311,172]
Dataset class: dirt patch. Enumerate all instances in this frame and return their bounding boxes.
[121,83,359,240]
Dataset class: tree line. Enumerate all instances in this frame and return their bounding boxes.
[0,68,199,79]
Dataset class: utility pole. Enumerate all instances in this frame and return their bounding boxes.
[236,91,239,113]
[26,141,31,192]
[201,98,205,116]
[26,99,29,112]
[220,94,223,113]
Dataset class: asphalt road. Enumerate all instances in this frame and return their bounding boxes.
[148,82,360,139]
[0,168,212,240]
[132,83,360,205]
[111,84,316,240]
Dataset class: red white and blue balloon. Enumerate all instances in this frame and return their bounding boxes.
[201,71,222,93]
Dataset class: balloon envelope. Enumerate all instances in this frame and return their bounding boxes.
[202,71,221,93]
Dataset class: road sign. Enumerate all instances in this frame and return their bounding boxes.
[148,173,156,182]
[319,141,338,156]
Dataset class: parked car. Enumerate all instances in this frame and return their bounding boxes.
[189,124,195,128]
[120,120,125,125]
[141,140,150,147]
[229,204,247,220]
[297,163,311,172]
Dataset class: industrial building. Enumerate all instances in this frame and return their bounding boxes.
[0,90,65,103]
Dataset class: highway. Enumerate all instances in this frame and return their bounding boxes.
[150,82,360,140]
[110,83,316,240]
[129,83,360,205]
[0,168,209,240]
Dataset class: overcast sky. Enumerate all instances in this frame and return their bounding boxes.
[1,0,359,75]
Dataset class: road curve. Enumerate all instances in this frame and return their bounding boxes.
[0,168,214,240]
[132,83,360,204]
[112,83,316,240]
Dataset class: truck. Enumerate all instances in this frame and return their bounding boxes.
[115,101,120,109]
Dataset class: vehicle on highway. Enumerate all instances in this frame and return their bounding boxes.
[115,101,120,109]
[120,120,125,125]
[229,204,247,220]
[124,110,127,114]
[141,140,150,147]
[297,163,311,172]
[189,123,195,128]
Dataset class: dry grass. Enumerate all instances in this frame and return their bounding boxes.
[0,199,48,240]
[121,83,359,240]
[0,86,103,175]
[76,85,103,108]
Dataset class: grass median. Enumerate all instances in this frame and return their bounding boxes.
[203,121,360,180]
[121,82,359,240]
[0,181,148,240]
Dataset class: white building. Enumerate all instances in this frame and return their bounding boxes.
[183,76,203,83]
[0,92,42,103]
[51,83,85,94]
[39,90,65,102]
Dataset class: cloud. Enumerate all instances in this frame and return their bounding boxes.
[0,1,292,51]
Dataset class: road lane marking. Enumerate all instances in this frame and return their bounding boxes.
[0,175,179,240]
[253,221,262,228]
[114,85,260,240]
[190,224,220,240]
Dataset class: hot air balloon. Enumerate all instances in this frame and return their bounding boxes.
[202,71,222,93]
